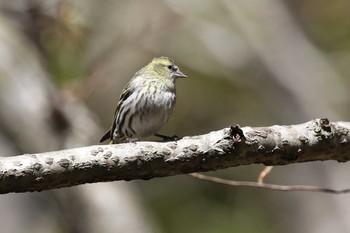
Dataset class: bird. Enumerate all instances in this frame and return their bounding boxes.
[100,56,187,144]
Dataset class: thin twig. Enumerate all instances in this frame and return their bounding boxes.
[189,173,350,194]
[257,166,274,184]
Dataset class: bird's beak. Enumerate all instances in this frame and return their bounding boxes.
[174,69,187,78]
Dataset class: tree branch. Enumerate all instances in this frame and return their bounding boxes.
[1,118,349,194]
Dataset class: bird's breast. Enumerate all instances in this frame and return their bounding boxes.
[131,90,176,138]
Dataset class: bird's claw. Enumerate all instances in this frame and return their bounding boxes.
[155,134,180,142]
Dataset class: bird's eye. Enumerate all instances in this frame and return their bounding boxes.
[167,65,173,70]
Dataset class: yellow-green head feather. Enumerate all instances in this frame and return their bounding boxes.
[139,56,187,80]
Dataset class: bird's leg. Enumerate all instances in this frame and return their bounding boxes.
[155,133,180,142]
[127,137,138,144]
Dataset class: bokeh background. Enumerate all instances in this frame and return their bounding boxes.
[0,0,350,232]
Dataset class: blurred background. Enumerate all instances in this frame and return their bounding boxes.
[0,0,350,232]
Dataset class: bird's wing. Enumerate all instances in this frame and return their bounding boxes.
[100,82,134,143]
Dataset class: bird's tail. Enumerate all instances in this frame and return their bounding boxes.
[99,130,111,143]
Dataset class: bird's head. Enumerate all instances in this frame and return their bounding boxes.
[147,56,187,81]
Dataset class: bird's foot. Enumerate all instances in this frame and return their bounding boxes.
[126,137,138,144]
[155,134,180,142]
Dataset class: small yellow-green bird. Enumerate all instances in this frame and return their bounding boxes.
[100,56,187,144]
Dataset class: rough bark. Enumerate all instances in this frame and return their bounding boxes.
[1,118,349,194]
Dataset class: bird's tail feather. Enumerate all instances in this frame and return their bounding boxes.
[99,130,111,143]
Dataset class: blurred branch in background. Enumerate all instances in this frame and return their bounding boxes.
[0,1,159,233]
[223,0,349,119]
[0,0,350,233]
